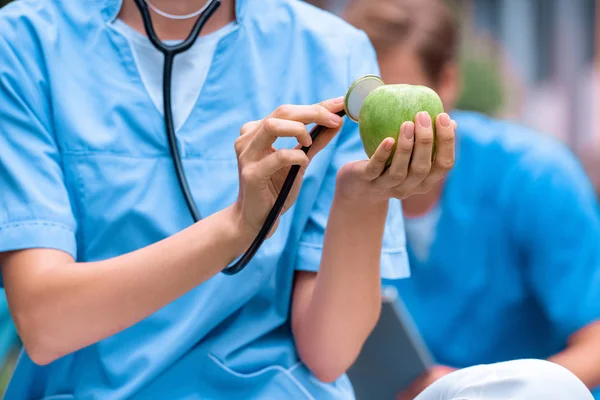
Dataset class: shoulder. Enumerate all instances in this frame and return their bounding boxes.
[0,0,55,97]
[453,110,595,203]
[0,0,103,48]
[246,0,367,40]
[0,0,76,61]
[0,0,61,36]
[244,0,375,72]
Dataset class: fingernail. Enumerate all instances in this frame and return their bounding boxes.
[418,112,431,128]
[439,113,451,128]
[385,139,394,151]
[403,123,414,140]
[330,113,343,125]
[333,96,345,104]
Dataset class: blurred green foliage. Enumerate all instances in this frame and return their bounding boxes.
[456,53,506,116]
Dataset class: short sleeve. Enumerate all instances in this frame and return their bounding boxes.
[514,147,600,340]
[294,31,410,279]
[0,29,77,261]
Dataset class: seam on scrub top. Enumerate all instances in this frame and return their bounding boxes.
[298,241,406,254]
[0,220,74,233]
[63,150,236,161]
[207,354,315,400]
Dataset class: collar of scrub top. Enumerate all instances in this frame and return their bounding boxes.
[97,0,249,24]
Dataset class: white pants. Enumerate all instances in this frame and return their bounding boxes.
[415,359,593,400]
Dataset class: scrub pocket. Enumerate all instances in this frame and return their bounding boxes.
[40,396,74,400]
[207,354,316,400]
[206,354,355,400]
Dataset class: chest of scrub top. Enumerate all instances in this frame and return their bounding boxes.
[49,31,346,264]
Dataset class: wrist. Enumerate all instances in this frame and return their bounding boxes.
[223,204,257,251]
[332,189,389,220]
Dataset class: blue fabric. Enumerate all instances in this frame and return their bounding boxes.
[403,204,442,263]
[0,0,409,398]
[0,292,18,366]
[386,110,600,397]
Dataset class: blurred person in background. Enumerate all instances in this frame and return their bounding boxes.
[343,0,600,398]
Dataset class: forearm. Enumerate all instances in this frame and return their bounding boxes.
[5,205,253,365]
[293,193,388,382]
[548,322,600,389]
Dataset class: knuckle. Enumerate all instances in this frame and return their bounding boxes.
[437,157,455,171]
[366,164,380,176]
[416,134,434,146]
[240,121,256,136]
[275,150,289,163]
[397,141,414,154]
[410,164,430,180]
[314,104,327,120]
[388,170,407,182]
[274,105,292,119]
[240,167,256,183]
[263,117,279,133]
[234,136,246,155]
[438,131,456,144]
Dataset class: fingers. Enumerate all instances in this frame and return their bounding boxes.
[242,101,344,161]
[240,120,261,136]
[301,97,347,160]
[415,113,456,191]
[377,122,415,187]
[390,112,431,189]
[317,96,346,114]
[269,103,344,129]
[372,112,455,198]
[244,149,310,183]
[246,118,312,158]
[363,138,395,181]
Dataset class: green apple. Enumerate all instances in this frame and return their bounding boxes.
[344,75,444,165]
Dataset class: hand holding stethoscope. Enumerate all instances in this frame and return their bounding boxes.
[234,99,346,237]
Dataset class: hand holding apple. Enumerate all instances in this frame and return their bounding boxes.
[336,76,456,203]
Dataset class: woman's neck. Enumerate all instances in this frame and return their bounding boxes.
[118,0,236,41]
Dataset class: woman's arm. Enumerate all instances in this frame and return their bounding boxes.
[292,197,388,383]
[549,322,600,390]
[1,205,253,366]
[292,113,456,382]
[1,100,345,366]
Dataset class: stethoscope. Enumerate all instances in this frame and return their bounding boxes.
[133,0,347,275]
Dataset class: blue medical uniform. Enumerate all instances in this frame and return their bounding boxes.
[0,0,409,398]
[388,110,600,397]
[0,292,18,366]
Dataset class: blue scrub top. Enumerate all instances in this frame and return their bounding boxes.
[388,110,600,396]
[0,0,409,398]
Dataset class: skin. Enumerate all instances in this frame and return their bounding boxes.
[370,21,600,399]
[0,0,457,384]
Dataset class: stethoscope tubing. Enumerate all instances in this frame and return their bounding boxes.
[133,0,346,275]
